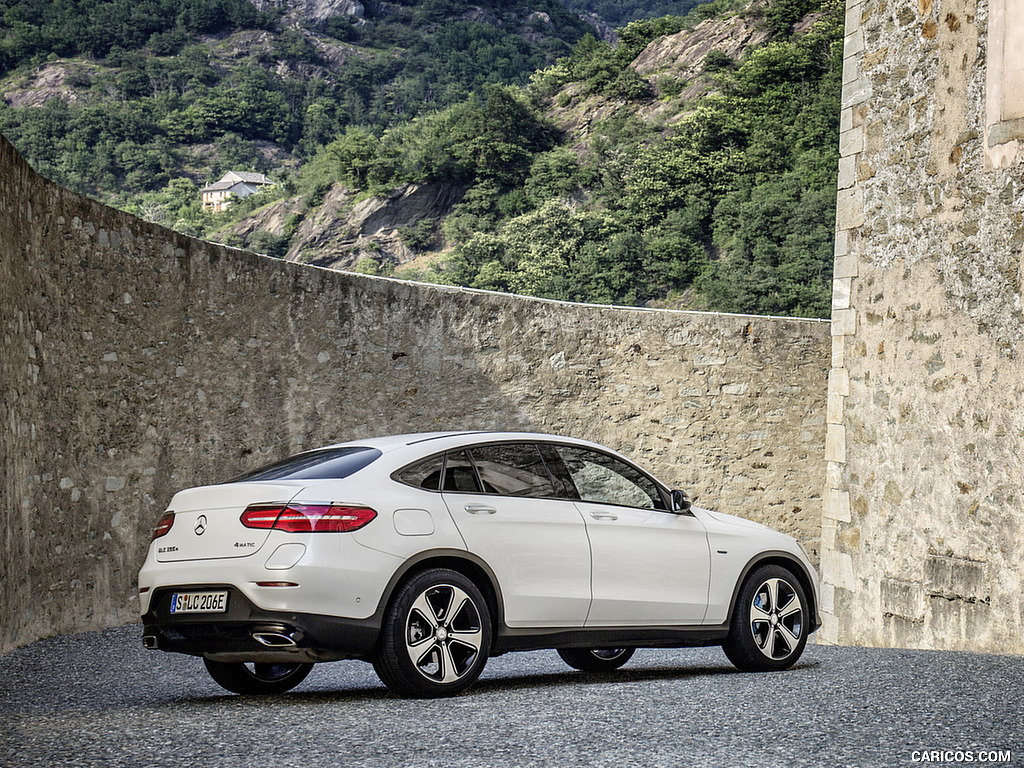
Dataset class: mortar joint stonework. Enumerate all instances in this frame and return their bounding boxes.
[825,0,1024,653]
[821,0,870,645]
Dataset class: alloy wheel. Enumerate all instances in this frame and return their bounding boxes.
[748,577,804,660]
[405,584,484,684]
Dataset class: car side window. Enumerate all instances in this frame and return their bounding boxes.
[467,443,558,498]
[537,443,582,500]
[393,453,445,491]
[441,451,483,493]
[554,446,666,510]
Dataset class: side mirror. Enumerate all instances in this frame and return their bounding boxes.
[671,489,692,513]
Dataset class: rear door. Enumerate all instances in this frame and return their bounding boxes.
[441,443,592,628]
[549,444,712,626]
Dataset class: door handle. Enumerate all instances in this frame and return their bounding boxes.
[589,511,618,521]
[464,504,496,515]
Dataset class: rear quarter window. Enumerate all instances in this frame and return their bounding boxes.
[392,453,445,491]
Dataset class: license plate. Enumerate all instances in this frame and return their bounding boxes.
[170,591,228,614]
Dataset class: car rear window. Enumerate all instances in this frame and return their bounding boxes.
[225,447,382,483]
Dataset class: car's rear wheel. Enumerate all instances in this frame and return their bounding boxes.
[558,647,635,672]
[723,563,808,672]
[373,568,492,698]
[203,658,313,695]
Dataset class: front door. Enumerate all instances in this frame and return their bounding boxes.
[549,444,712,626]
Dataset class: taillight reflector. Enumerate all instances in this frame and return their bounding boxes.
[241,503,377,533]
[152,512,175,540]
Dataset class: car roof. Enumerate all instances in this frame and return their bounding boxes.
[314,431,608,454]
[247,432,665,490]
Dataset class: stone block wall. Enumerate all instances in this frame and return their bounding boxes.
[824,0,1024,651]
[0,134,830,654]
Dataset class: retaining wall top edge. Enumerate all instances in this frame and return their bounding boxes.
[2,127,826,328]
[227,246,831,325]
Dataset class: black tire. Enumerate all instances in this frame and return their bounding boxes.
[372,568,492,698]
[203,658,312,695]
[723,563,809,672]
[558,647,635,672]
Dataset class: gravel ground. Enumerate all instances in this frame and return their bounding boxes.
[1,625,1022,768]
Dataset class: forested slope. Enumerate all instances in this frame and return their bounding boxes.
[0,0,842,317]
[0,0,589,199]
[282,0,842,317]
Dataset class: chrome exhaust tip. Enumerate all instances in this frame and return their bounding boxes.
[142,635,159,650]
[252,627,298,647]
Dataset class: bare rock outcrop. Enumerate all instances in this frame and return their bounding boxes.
[247,0,365,27]
[265,182,465,270]
[631,13,770,83]
[547,7,776,138]
[348,183,463,237]
[3,63,85,108]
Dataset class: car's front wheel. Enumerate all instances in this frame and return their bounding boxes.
[203,658,313,695]
[558,647,635,672]
[723,563,808,672]
[373,568,492,698]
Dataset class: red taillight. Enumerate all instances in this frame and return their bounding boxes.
[151,511,175,540]
[241,503,377,533]
[239,504,286,529]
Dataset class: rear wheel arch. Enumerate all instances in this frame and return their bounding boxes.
[373,550,504,650]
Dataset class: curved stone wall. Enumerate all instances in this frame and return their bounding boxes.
[0,133,829,654]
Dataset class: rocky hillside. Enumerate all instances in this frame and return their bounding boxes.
[247,0,367,27]
[218,0,842,318]
[225,180,466,268]
[0,0,592,201]
[225,0,834,276]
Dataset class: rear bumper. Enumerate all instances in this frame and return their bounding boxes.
[142,586,379,662]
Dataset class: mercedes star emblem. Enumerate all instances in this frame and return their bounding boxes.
[194,515,208,536]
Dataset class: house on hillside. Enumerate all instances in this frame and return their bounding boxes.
[201,171,273,212]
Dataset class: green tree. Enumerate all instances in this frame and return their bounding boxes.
[327,126,381,189]
[508,203,580,298]
[572,231,650,305]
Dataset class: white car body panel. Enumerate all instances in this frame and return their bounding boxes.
[578,501,711,626]
[344,479,465,560]
[154,482,307,562]
[695,507,818,625]
[139,529,401,620]
[443,493,592,627]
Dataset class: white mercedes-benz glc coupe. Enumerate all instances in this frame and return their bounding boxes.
[138,432,820,698]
